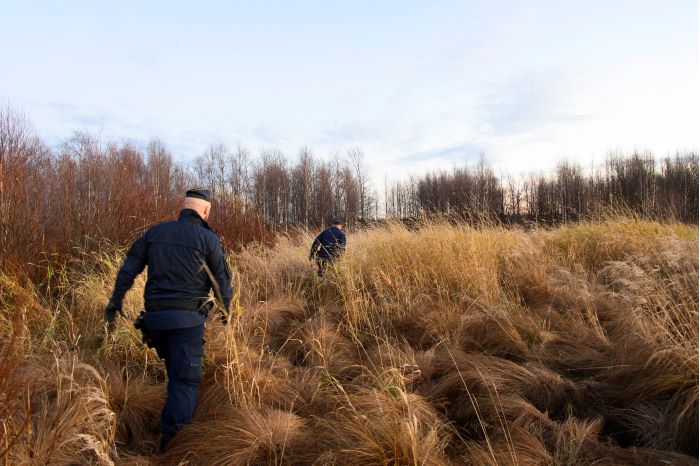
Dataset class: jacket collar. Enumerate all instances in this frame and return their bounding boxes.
[179,208,206,227]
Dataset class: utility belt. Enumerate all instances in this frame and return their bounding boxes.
[144,298,211,313]
[136,299,213,349]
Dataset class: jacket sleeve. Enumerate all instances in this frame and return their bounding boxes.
[339,231,347,252]
[206,237,233,309]
[110,233,149,306]
[310,234,321,257]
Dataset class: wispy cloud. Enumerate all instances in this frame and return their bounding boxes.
[474,71,593,137]
[395,143,483,165]
[41,101,112,127]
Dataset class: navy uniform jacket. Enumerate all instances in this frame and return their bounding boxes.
[310,226,346,260]
[110,209,232,330]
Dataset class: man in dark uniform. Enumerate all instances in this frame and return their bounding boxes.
[103,188,232,452]
[309,219,346,277]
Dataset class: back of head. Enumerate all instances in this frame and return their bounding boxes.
[184,188,212,220]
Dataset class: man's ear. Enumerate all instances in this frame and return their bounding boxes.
[204,205,211,219]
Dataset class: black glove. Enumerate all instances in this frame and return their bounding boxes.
[104,301,121,324]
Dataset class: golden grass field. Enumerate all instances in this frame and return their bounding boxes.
[1,217,698,465]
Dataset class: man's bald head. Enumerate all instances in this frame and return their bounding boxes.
[183,188,212,220]
[183,196,211,220]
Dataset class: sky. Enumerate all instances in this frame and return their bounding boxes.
[1,0,698,187]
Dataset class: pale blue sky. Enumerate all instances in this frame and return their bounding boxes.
[1,1,698,184]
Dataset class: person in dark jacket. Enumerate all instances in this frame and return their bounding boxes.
[103,188,232,452]
[309,219,346,277]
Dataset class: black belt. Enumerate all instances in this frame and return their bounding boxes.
[145,299,205,312]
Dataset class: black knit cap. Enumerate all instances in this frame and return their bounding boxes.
[332,218,344,225]
[186,188,212,202]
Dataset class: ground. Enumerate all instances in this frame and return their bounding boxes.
[1,217,697,465]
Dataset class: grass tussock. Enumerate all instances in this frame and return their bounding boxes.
[0,217,697,464]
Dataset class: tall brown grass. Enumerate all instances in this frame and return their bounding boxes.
[0,217,697,465]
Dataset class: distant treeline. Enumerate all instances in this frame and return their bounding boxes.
[386,154,698,225]
[196,143,376,229]
[1,106,697,279]
[0,108,374,278]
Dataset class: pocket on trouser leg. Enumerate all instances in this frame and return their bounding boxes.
[171,347,203,386]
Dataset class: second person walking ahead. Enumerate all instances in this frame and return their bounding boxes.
[309,219,346,277]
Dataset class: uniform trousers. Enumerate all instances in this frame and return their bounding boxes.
[149,323,204,451]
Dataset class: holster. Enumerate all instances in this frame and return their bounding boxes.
[134,311,156,349]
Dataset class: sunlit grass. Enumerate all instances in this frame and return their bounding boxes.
[1,218,697,465]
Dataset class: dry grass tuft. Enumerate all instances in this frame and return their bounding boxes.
[8,355,116,465]
[325,389,451,466]
[158,408,312,465]
[108,373,165,454]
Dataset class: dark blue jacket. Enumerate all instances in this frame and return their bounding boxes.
[110,209,232,328]
[310,226,346,260]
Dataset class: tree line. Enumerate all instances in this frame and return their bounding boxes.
[385,153,698,224]
[0,108,376,280]
[1,106,697,281]
[194,144,376,229]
